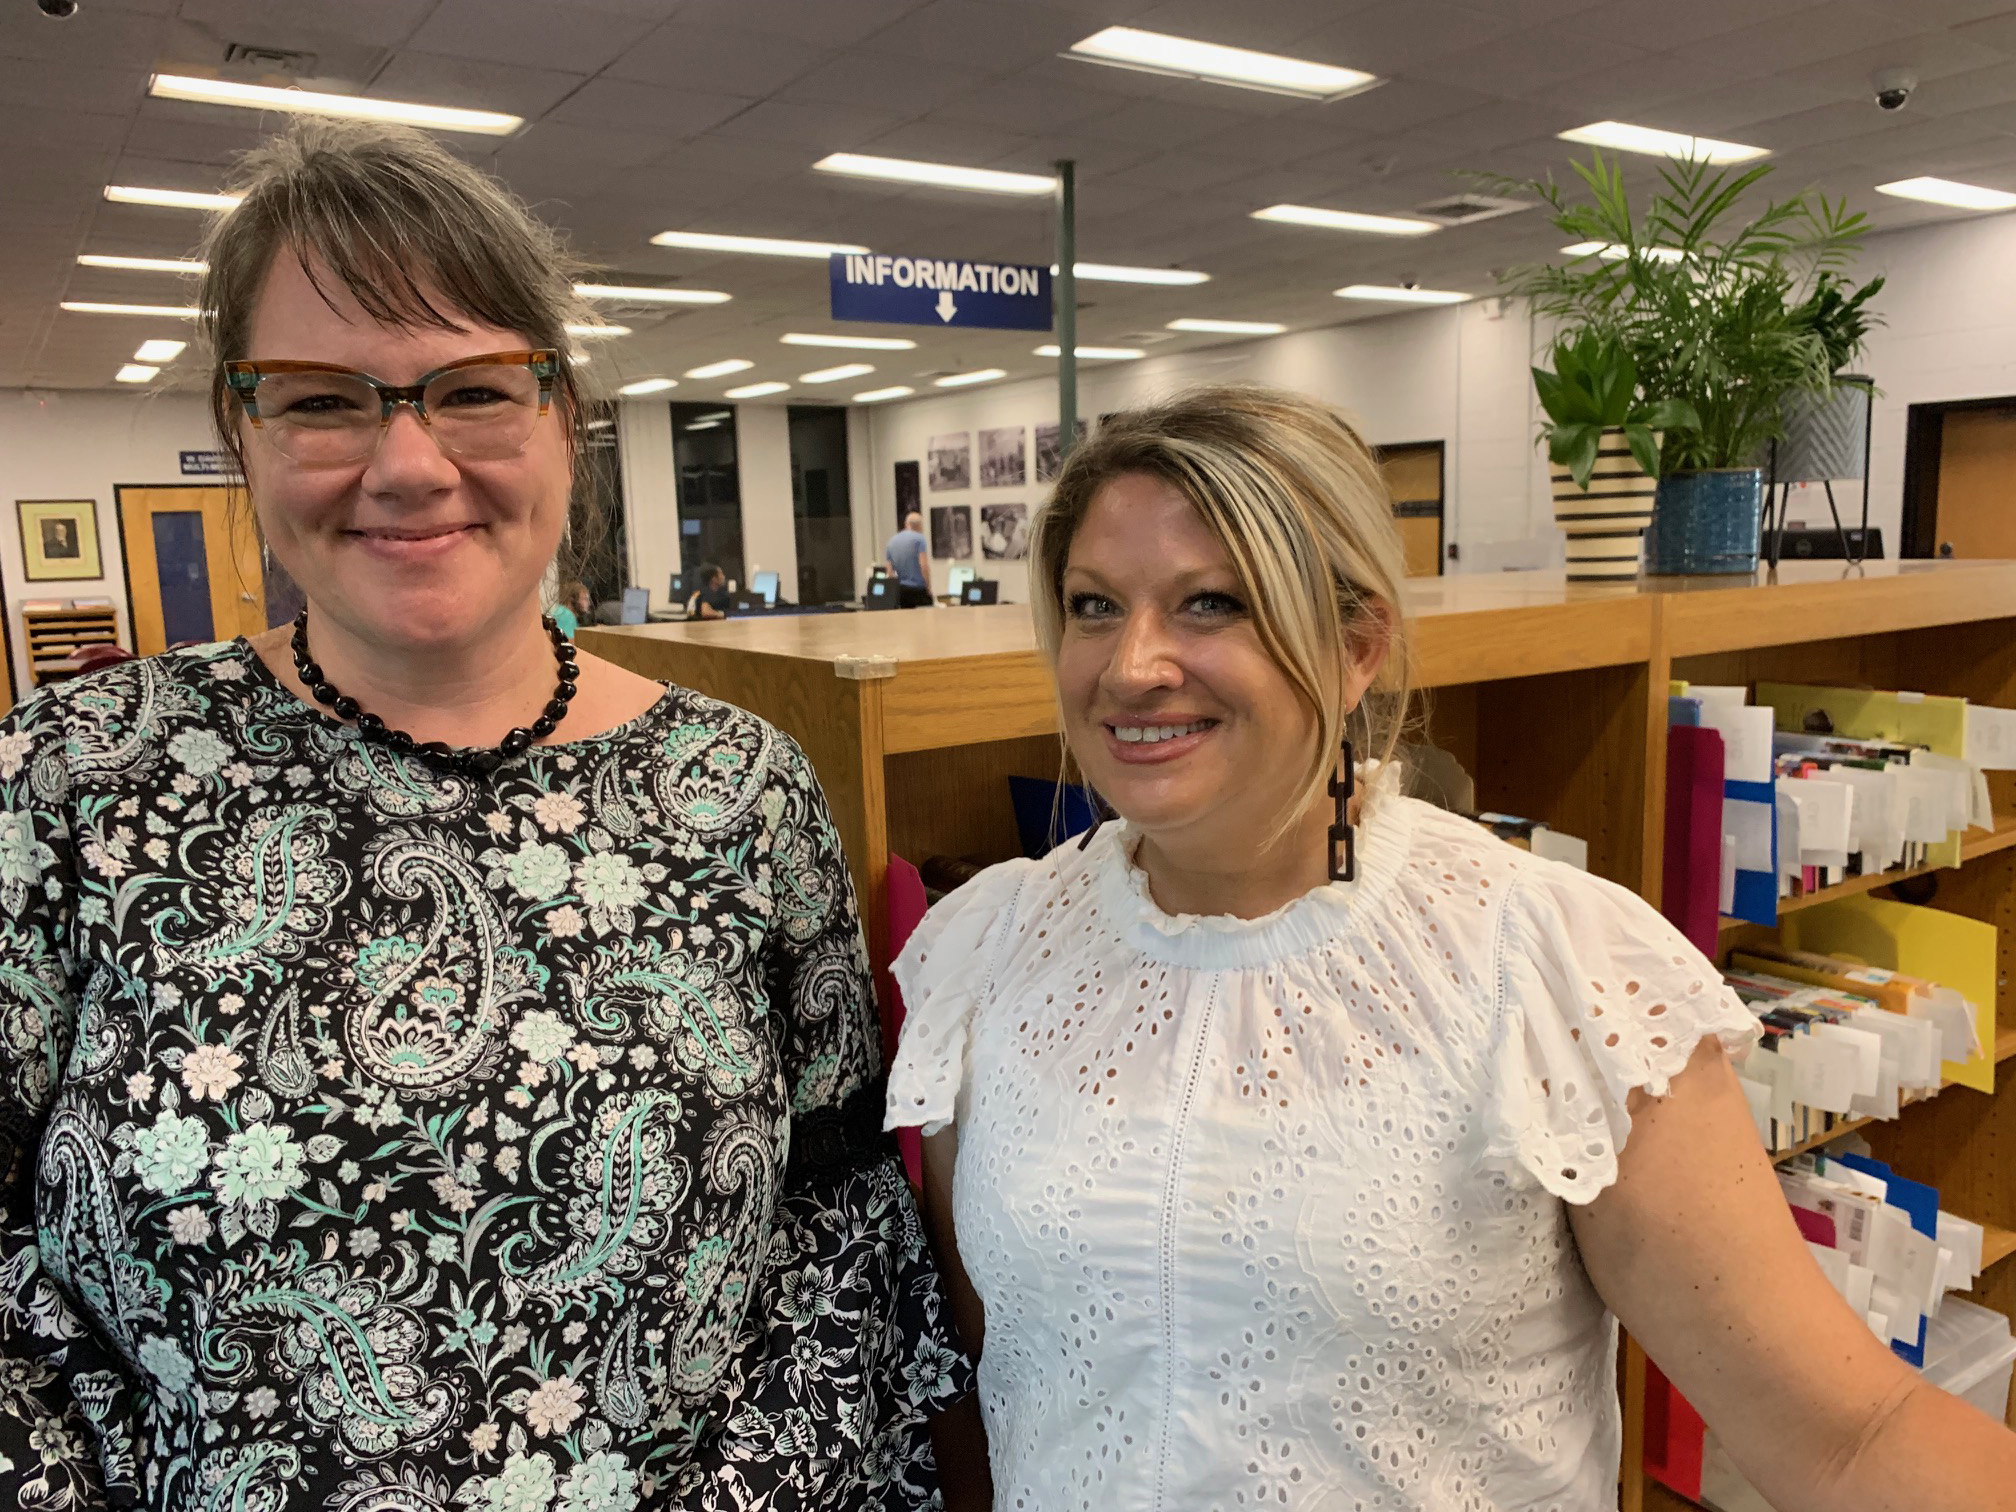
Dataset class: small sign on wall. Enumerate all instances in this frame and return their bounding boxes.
[179,450,240,476]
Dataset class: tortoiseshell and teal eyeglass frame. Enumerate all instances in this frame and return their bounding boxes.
[224,349,562,464]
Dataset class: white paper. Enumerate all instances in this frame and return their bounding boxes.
[1965,705,2016,771]
[1831,766,1906,871]
[1912,987,1983,1061]
[1812,1023,1883,1098]
[1529,827,1588,870]
[1776,789,1803,894]
[1689,684,1752,709]
[1909,750,1981,832]
[1807,1239,1853,1298]
[1784,774,1855,856]
[1700,703,1776,784]
[1783,1034,1858,1113]
[1937,1213,1984,1288]
[1728,796,1775,872]
[1719,833,1737,914]
[1892,766,1955,845]
[1845,1261,1875,1319]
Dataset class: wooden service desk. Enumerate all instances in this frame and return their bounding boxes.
[581,560,2016,990]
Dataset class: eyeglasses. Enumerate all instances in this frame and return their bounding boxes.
[225,349,560,467]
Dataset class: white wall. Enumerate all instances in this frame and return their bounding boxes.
[1856,211,2016,550]
[0,388,218,691]
[615,398,677,600]
[860,299,1555,596]
[733,405,797,597]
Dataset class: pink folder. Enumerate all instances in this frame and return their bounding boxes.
[1663,725,1726,957]
[882,855,929,1187]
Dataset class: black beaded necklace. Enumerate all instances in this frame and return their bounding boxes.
[289,609,579,777]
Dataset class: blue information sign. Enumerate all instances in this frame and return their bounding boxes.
[829,253,1051,331]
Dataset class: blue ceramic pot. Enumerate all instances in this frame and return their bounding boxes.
[1645,468,1764,575]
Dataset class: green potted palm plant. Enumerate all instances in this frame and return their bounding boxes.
[1492,152,1883,574]
[1535,330,1698,580]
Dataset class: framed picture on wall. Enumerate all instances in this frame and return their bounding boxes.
[1035,420,1087,482]
[930,504,973,560]
[17,499,102,581]
[980,426,1027,487]
[894,459,920,526]
[928,432,970,491]
[980,502,1030,561]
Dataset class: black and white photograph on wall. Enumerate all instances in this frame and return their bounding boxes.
[893,459,920,526]
[930,504,973,561]
[981,502,1030,561]
[979,426,1027,487]
[1035,419,1088,483]
[927,432,970,491]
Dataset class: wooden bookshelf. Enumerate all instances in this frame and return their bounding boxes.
[583,557,2016,1501]
[21,604,119,687]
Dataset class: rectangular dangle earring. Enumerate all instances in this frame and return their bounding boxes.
[1327,740,1357,883]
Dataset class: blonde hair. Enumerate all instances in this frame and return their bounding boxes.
[1031,383,1413,834]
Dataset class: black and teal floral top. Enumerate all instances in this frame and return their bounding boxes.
[0,642,969,1511]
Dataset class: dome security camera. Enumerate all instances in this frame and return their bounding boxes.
[1872,66,1917,111]
[38,0,80,16]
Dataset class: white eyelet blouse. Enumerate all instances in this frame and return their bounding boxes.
[886,781,1759,1512]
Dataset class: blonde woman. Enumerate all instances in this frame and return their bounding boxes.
[886,385,2016,1510]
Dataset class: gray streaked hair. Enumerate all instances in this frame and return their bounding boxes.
[1031,383,1414,838]
[196,117,598,491]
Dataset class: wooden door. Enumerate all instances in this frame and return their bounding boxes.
[1935,407,2016,559]
[117,486,266,657]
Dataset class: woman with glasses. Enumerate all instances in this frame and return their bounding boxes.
[0,121,967,1511]
[887,387,2016,1510]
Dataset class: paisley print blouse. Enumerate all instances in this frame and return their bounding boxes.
[0,642,969,1511]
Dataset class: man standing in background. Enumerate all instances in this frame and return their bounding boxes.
[885,511,932,608]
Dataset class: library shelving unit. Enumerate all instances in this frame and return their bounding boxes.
[20,603,119,688]
[583,557,2016,1508]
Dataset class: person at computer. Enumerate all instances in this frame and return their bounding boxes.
[686,561,731,620]
[885,511,933,608]
[548,578,591,639]
[886,383,2016,1511]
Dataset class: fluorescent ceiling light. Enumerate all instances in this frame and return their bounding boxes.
[725,381,790,398]
[1034,344,1144,360]
[695,410,732,422]
[566,322,631,338]
[685,419,723,430]
[134,339,188,362]
[1560,240,1685,262]
[62,301,199,318]
[684,358,754,379]
[115,364,159,383]
[1167,317,1285,334]
[651,229,869,259]
[1334,284,1470,305]
[79,253,207,274]
[617,377,678,396]
[782,332,917,350]
[853,385,914,402]
[813,152,1055,196]
[934,369,1006,387]
[1558,120,1767,164]
[148,73,522,135]
[106,185,242,212]
[799,363,876,383]
[1066,25,1377,101]
[1875,176,2016,211]
[1251,204,1438,236]
[574,282,731,305]
[1065,262,1211,286]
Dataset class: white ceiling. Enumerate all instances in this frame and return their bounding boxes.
[6,0,2016,403]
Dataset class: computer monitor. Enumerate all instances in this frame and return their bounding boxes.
[668,570,688,603]
[620,587,649,625]
[751,570,779,607]
[961,578,999,606]
[946,564,975,598]
[729,591,764,614]
[864,577,900,612]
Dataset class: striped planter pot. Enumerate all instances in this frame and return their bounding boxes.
[1553,428,1659,582]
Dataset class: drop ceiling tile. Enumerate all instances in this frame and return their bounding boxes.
[1667,3,1933,80]
[605,23,827,96]
[777,52,995,114]
[1405,98,1572,150]
[1313,78,1499,138]
[670,0,936,48]
[708,98,911,152]
[932,68,1133,131]
[0,5,171,67]
[546,77,753,137]
[1912,57,2016,115]
[857,118,1045,165]
[858,0,1100,70]
[369,52,590,120]
[1295,2,1525,75]
[629,134,814,185]
[121,104,270,166]
[1513,51,1748,117]
[1130,0,1387,50]
[1954,9,2016,50]
[405,0,659,74]
[172,0,436,51]
[1095,149,1283,192]
[1072,96,1288,148]
[495,120,671,172]
[1411,27,1648,96]
[1571,0,1828,44]
[1744,97,1911,150]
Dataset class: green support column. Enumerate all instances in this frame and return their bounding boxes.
[1055,158,1077,460]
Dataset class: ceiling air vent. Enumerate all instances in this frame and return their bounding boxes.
[1412,193,1532,227]
[223,43,319,74]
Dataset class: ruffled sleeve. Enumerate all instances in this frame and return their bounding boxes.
[1485,861,1761,1205]
[885,861,1033,1137]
